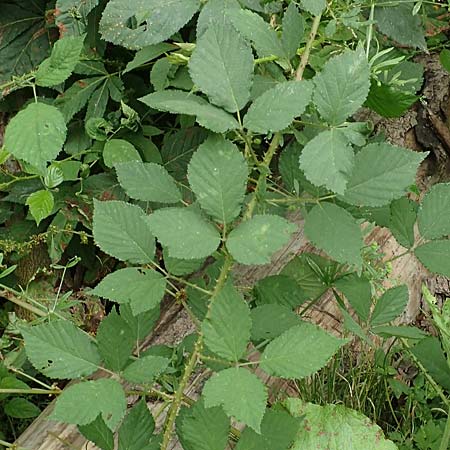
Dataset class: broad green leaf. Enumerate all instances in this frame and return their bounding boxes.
[278,141,310,194]
[285,399,398,450]
[150,58,171,91]
[124,43,176,73]
[371,285,409,326]
[44,165,64,188]
[78,415,114,450]
[341,143,426,207]
[415,240,450,277]
[189,22,253,112]
[235,409,300,450]
[441,49,450,73]
[299,0,327,16]
[5,103,67,171]
[86,83,110,120]
[202,283,251,361]
[146,207,221,259]
[103,139,141,168]
[335,273,372,322]
[300,129,354,195]
[118,400,155,450]
[22,321,100,379]
[164,251,204,276]
[227,215,297,265]
[100,0,200,50]
[313,48,370,125]
[93,200,155,264]
[120,304,160,342]
[282,3,305,59]
[417,183,450,240]
[254,275,308,308]
[26,190,54,226]
[51,379,126,430]
[139,90,239,133]
[260,323,346,379]
[244,80,313,133]
[116,161,181,203]
[177,399,229,450]
[305,203,363,267]
[228,9,286,59]
[196,0,241,36]
[4,398,40,419]
[371,325,427,340]
[123,355,170,383]
[339,305,373,346]
[203,367,267,432]
[55,0,99,37]
[375,4,426,50]
[187,136,247,223]
[92,268,166,316]
[389,197,417,248]
[96,310,134,371]
[251,304,301,341]
[35,35,85,87]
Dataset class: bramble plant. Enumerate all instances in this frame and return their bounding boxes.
[1,0,450,449]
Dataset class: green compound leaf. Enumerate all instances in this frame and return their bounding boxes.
[300,129,354,195]
[305,203,363,268]
[228,9,287,59]
[103,139,141,168]
[415,240,450,277]
[79,415,114,450]
[4,102,67,171]
[203,367,267,433]
[92,268,166,316]
[243,80,313,133]
[313,48,370,125]
[26,190,54,226]
[51,379,126,430]
[21,321,100,379]
[417,183,450,240]
[100,0,200,50]
[35,35,85,87]
[177,399,229,450]
[197,0,241,37]
[285,399,398,450]
[227,215,297,265]
[389,197,417,249]
[187,136,247,223]
[123,355,170,383]
[189,22,253,112]
[371,285,409,327]
[116,161,181,203]
[202,283,251,361]
[282,3,305,60]
[118,400,155,450]
[298,0,327,16]
[260,322,346,379]
[96,310,134,372]
[341,143,426,207]
[139,90,239,133]
[93,200,155,264]
[146,207,221,259]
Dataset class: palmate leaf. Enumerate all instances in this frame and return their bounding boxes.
[203,367,267,433]
[100,0,201,50]
[118,400,155,450]
[260,322,346,379]
[21,321,101,379]
[189,21,253,112]
[415,240,450,277]
[187,136,247,223]
[371,285,409,327]
[196,0,241,37]
[5,103,67,171]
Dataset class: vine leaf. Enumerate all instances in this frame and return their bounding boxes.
[227,215,297,265]
[202,283,251,361]
[304,203,363,268]
[313,48,370,125]
[371,285,409,327]
[415,240,450,277]
[92,268,166,316]
[299,129,354,195]
[203,367,267,433]
[122,356,170,383]
[51,379,126,430]
[341,143,426,207]
[188,136,247,224]
[118,400,155,450]
[4,102,67,171]
[189,21,253,112]
[100,0,200,50]
[243,80,313,133]
[139,90,239,133]
[21,321,101,379]
[260,323,346,379]
[26,190,55,226]
[116,161,182,203]
[78,415,114,450]
[146,207,221,259]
